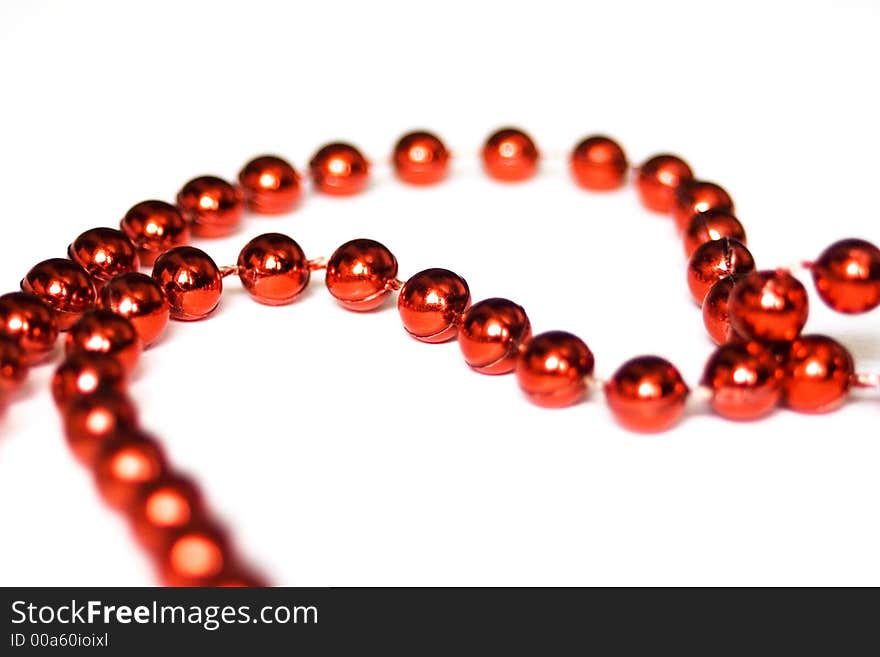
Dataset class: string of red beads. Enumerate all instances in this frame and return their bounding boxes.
[1,128,879,587]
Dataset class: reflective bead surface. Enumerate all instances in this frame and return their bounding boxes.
[398,268,470,343]
[94,432,166,511]
[682,209,747,257]
[570,135,628,190]
[516,330,594,407]
[152,246,222,321]
[687,238,755,304]
[393,131,450,185]
[176,176,244,238]
[325,239,398,311]
[811,238,880,313]
[701,275,743,345]
[120,200,190,266]
[68,227,140,283]
[99,273,169,346]
[458,298,531,375]
[51,351,127,409]
[636,154,693,213]
[784,335,854,413]
[62,389,138,465]
[482,128,539,182]
[728,270,809,343]
[309,143,369,196]
[65,309,142,373]
[21,258,96,330]
[0,291,59,365]
[0,339,27,394]
[673,180,734,230]
[132,476,204,553]
[237,233,310,305]
[238,155,301,214]
[701,341,783,420]
[604,356,690,432]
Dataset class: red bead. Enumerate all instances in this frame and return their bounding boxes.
[176,176,244,238]
[132,476,204,553]
[701,275,744,345]
[0,339,27,395]
[672,180,734,230]
[482,128,539,182]
[784,335,854,413]
[51,351,127,409]
[0,291,59,365]
[728,269,809,343]
[160,527,230,586]
[99,272,170,347]
[120,200,190,266]
[238,155,301,214]
[65,309,141,373]
[516,331,594,407]
[682,209,747,257]
[68,227,140,284]
[309,143,369,196]
[569,135,628,191]
[398,268,470,343]
[687,238,755,305]
[701,341,783,420]
[62,389,138,465]
[393,131,450,185]
[811,238,880,313]
[237,233,310,305]
[21,258,96,331]
[458,298,531,375]
[604,356,690,432]
[94,432,166,511]
[636,154,694,213]
[325,239,398,311]
[152,246,222,321]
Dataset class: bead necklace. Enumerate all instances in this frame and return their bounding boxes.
[1,128,878,585]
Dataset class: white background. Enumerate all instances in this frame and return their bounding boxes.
[1,0,879,586]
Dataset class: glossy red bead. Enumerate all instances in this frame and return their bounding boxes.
[62,389,138,465]
[120,200,191,266]
[811,238,880,314]
[99,272,170,347]
[176,176,244,238]
[325,239,398,311]
[682,209,747,258]
[636,154,694,213]
[51,351,127,409]
[398,268,470,343]
[784,335,854,413]
[0,339,27,395]
[701,275,744,345]
[237,233,310,305]
[458,298,531,375]
[516,331,594,407]
[687,238,756,305]
[65,309,142,373]
[94,432,166,511]
[701,341,783,420]
[238,155,301,214]
[393,131,450,185]
[728,269,809,343]
[160,527,230,586]
[21,258,96,331]
[482,128,539,182]
[132,476,205,553]
[570,135,628,191]
[152,246,222,321]
[68,227,140,283]
[309,143,369,196]
[673,180,734,230]
[604,356,690,432]
[0,291,59,365]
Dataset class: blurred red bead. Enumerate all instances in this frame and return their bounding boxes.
[687,238,755,305]
[238,155,301,214]
[393,131,450,185]
[309,143,369,196]
[0,291,59,365]
[0,339,27,395]
[152,246,222,321]
[784,335,854,413]
[635,154,693,213]
[516,330,594,407]
[237,233,310,305]
[458,298,531,375]
[62,389,138,465]
[811,238,880,314]
[482,128,539,182]
[176,176,244,238]
[701,341,783,420]
[673,180,734,230]
[398,268,470,343]
[21,258,96,330]
[682,209,747,257]
[66,309,141,373]
[132,476,205,553]
[68,227,140,283]
[701,275,744,345]
[325,239,398,311]
[604,356,690,432]
[160,527,230,586]
[99,272,170,347]
[728,269,809,343]
[570,135,628,191]
[94,432,166,511]
[120,200,190,266]
[51,351,127,409]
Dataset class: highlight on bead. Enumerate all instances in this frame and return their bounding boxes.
[393,131,450,185]
[68,227,140,283]
[176,175,244,238]
[99,272,170,347]
[0,338,28,395]
[120,200,191,266]
[516,331,594,408]
[682,209,747,258]
[65,308,142,374]
[811,238,880,314]
[152,246,223,321]
[569,135,628,191]
[604,356,690,433]
[62,388,139,465]
[309,143,370,196]
[0,291,59,365]
[132,476,203,552]
[686,238,755,305]
[672,180,734,230]
[52,351,127,409]
[238,155,301,214]
[325,238,399,311]
[728,269,809,343]
[398,268,470,343]
[21,258,97,331]
[237,233,311,305]
[701,341,783,421]
[458,298,531,375]
[482,128,539,182]
[635,154,693,213]
[784,335,854,413]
